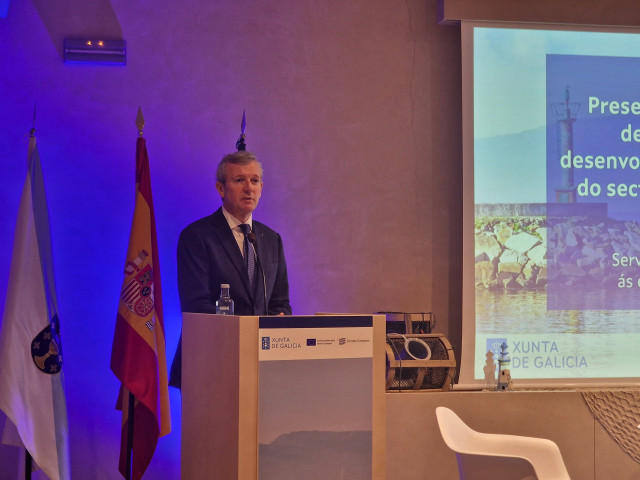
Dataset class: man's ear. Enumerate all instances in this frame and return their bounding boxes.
[215,181,225,198]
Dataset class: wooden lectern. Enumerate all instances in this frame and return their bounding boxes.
[181,313,386,480]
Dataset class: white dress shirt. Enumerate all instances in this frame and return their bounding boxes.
[221,207,253,258]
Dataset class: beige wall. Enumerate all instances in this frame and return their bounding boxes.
[2,0,638,478]
[0,1,463,477]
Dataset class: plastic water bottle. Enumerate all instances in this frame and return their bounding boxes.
[216,284,234,315]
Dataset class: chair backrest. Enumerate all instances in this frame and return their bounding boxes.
[435,406,571,480]
[436,406,480,453]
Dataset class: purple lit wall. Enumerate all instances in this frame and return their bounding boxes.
[0,0,462,478]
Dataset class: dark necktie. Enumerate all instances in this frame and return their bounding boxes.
[239,223,256,291]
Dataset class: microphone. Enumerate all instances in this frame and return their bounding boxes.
[248,232,268,315]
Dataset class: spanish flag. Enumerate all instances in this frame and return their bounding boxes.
[111,133,171,479]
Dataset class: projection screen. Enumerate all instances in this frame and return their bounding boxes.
[461,21,640,388]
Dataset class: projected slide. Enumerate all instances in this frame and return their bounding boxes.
[471,25,640,383]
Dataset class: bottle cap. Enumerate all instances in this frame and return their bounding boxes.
[221,283,230,288]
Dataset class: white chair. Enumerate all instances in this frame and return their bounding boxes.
[435,406,571,480]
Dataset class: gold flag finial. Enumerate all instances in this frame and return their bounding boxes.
[136,107,145,136]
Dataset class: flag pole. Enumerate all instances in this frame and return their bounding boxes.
[125,391,135,480]
[31,104,37,132]
[123,107,146,480]
[25,451,32,480]
[236,109,246,151]
[24,110,36,480]
[112,106,170,479]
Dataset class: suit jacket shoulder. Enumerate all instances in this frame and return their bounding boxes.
[176,208,247,312]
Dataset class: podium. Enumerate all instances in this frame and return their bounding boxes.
[181,313,386,480]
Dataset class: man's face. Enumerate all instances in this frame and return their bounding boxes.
[216,161,263,222]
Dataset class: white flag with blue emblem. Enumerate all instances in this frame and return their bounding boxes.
[0,129,71,480]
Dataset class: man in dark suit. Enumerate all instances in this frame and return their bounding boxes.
[169,151,291,388]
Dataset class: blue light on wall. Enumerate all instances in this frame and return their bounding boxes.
[0,1,9,18]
